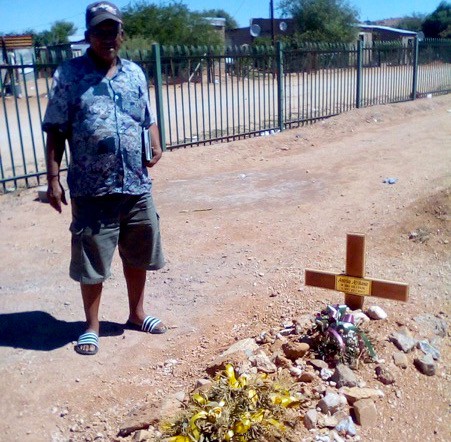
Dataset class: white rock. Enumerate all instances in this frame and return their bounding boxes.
[304,409,318,430]
[315,435,331,442]
[221,338,259,357]
[290,366,304,377]
[249,351,277,373]
[195,378,212,389]
[318,392,342,414]
[320,368,334,380]
[331,430,345,442]
[366,305,387,320]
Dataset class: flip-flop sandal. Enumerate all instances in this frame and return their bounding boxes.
[126,316,167,334]
[75,331,99,355]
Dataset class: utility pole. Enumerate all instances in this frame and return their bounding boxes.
[270,0,275,45]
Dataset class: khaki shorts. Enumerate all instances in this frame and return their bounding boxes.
[69,193,164,284]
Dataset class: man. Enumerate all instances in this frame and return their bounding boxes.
[43,1,167,356]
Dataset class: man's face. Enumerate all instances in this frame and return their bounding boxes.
[87,20,123,64]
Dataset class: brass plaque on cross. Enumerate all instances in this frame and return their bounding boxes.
[335,275,372,296]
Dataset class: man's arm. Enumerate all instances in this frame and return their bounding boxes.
[144,123,163,168]
[46,131,68,213]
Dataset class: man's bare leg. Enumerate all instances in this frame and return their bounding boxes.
[77,282,102,353]
[123,264,166,332]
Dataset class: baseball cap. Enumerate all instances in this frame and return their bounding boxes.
[86,2,123,29]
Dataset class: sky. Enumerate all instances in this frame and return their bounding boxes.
[0,0,443,36]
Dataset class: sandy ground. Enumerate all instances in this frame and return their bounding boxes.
[0,96,450,441]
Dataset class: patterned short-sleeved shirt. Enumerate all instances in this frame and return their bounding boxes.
[42,50,154,197]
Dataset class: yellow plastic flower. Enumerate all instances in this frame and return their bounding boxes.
[225,364,239,388]
[224,429,234,441]
[191,392,206,405]
[234,418,251,434]
[265,417,286,431]
[188,410,207,440]
[209,406,223,418]
[250,409,264,423]
[225,364,247,389]
[248,388,258,406]
[269,391,300,408]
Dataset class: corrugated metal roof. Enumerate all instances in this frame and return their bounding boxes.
[358,25,417,36]
[204,17,226,27]
[1,35,33,49]
[68,35,86,43]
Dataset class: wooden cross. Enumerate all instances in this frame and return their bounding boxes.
[305,233,409,310]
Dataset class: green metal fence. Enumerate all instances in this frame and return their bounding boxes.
[1,38,450,191]
[0,60,55,191]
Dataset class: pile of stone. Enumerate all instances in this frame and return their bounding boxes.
[123,306,445,442]
[390,328,440,376]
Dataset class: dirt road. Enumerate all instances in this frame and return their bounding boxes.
[0,96,449,441]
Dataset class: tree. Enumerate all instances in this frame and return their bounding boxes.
[396,14,426,32]
[422,1,450,38]
[36,21,77,46]
[122,1,223,46]
[279,0,359,43]
[200,9,239,30]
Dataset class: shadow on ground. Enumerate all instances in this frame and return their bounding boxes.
[0,311,124,351]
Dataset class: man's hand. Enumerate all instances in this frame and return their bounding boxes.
[45,131,67,212]
[144,123,163,168]
[47,177,68,213]
[144,144,162,168]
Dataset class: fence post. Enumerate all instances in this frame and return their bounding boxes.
[411,37,419,100]
[151,43,166,151]
[276,41,284,132]
[356,40,362,109]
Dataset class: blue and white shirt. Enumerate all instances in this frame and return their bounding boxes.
[43,50,154,197]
